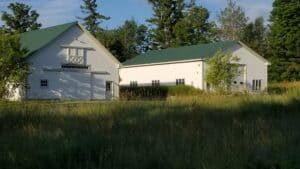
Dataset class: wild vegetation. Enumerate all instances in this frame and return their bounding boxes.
[1,81,300,169]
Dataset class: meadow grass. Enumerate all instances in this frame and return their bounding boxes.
[0,82,300,169]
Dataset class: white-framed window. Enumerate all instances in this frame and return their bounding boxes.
[66,48,85,64]
[130,81,138,88]
[40,79,48,88]
[252,79,262,91]
[152,80,160,87]
[176,79,185,85]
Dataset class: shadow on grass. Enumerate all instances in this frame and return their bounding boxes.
[0,97,300,169]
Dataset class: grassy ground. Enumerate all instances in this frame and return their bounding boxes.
[1,82,300,169]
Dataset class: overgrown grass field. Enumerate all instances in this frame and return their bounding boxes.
[1,82,300,169]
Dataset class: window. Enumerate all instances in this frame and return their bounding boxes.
[252,80,262,91]
[176,79,185,85]
[130,81,138,88]
[40,80,48,88]
[67,48,85,64]
[152,80,160,87]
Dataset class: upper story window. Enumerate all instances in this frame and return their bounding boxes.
[66,48,85,65]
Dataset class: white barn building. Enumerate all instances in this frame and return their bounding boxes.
[120,41,270,92]
[9,22,120,101]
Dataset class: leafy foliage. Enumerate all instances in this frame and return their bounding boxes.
[268,0,300,81]
[1,2,41,33]
[173,5,216,46]
[0,31,29,98]
[97,20,150,62]
[79,0,110,35]
[205,51,240,93]
[217,0,248,41]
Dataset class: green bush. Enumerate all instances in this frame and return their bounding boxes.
[120,85,204,100]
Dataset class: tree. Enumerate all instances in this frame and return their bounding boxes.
[97,20,150,62]
[79,0,110,35]
[147,0,185,49]
[0,31,29,98]
[268,0,300,81]
[174,5,216,46]
[217,0,248,41]
[1,2,41,33]
[205,51,240,93]
[242,17,268,57]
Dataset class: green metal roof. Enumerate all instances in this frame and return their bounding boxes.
[20,22,77,56]
[123,41,239,66]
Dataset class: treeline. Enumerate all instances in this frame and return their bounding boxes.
[0,0,299,81]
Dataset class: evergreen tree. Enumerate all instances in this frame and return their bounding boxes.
[147,0,185,49]
[217,0,248,41]
[268,0,300,81]
[1,2,41,33]
[79,0,110,35]
[0,31,29,98]
[242,17,268,57]
[174,5,216,46]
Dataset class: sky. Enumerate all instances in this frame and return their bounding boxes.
[0,0,273,29]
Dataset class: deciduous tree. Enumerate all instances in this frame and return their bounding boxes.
[205,51,240,93]
[217,0,248,41]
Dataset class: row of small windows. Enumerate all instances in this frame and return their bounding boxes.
[130,79,185,87]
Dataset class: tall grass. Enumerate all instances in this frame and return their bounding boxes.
[0,82,300,169]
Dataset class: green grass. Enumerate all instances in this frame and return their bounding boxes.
[1,82,300,169]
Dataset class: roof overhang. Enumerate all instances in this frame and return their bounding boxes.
[122,58,204,68]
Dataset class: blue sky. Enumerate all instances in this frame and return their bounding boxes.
[0,0,273,29]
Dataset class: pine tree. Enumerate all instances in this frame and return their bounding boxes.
[79,0,110,35]
[217,0,248,41]
[147,0,185,49]
[1,2,41,33]
[268,0,300,81]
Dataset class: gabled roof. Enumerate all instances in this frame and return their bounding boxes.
[20,22,77,56]
[123,41,239,66]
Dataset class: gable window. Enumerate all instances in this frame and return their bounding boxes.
[66,48,85,65]
[152,80,160,87]
[176,79,185,85]
[130,81,138,88]
[252,80,262,91]
[40,79,48,88]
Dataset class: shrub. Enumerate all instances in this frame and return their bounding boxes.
[120,85,204,100]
